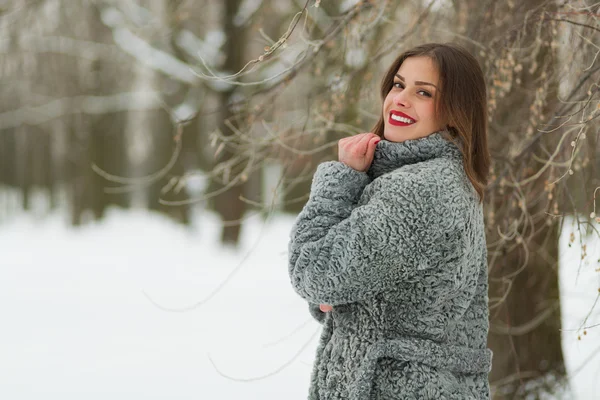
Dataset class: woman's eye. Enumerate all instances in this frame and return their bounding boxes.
[393,82,431,98]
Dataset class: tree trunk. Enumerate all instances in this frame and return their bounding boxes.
[69,113,90,227]
[40,127,56,211]
[142,0,191,225]
[456,0,566,396]
[0,128,17,188]
[87,6,129,214]
[488,211,564,398]
[17,126,33,211]
[146,108,191,225]
[211,0,247,245]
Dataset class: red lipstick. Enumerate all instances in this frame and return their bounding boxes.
[388,110,416,127]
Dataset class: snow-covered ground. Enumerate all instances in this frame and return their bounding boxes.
[0,207,598,399]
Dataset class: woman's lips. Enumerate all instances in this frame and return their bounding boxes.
[388,111,416,127]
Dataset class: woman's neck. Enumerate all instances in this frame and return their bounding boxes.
[367,130,462,179]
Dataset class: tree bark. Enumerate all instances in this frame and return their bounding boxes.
[211,0,247,245]
[456,0,566,396]
[69,113,91,227]
[16,125,33,211]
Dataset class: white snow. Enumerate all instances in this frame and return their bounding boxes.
[559,220,600,398]
[0,92,164,130]
[234,0,264,27]
[0,206,597,399]
[100,7,197,85]
[175,30,225,67]
[344,47,367,69]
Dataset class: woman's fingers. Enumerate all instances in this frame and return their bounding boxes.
[338,133,381,172]
[341,133,376,153]
[368,135,380,154]
[319,304,333,312]
[352,133,380,158]
[364,136,380,166]
[356,133,376,154]
[340,133,367,150]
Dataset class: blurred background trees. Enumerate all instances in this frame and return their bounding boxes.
[1,0,598,398]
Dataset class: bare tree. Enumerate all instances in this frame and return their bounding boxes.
[198,0,599,396]
[209,0,249,245]
[1,2,598,397]
[450,0,600,397]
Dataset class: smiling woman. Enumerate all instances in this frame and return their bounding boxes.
[288,43,492,399]
[383,57,448,142]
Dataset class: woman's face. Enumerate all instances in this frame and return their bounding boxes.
[382,56,448,142]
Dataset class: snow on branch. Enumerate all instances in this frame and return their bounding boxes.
[175,29,225,67]
[0,91,163,130]
[0,35,127,61]
[234,0,263,27]
[100,6,198,85]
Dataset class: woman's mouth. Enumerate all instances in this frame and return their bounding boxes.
[389,111,416,127]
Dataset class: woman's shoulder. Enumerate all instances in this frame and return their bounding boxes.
[378,156,466,193]
[365,159,472,232]
[371,157,478,218]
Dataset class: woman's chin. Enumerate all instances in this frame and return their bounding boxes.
[383,129,408,143]
[384,125,441,142]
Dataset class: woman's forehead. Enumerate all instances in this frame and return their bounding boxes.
[396,57,439,84]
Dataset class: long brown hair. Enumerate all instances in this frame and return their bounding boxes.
[372,43,491,202]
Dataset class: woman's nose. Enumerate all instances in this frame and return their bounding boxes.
[394,91,410,107]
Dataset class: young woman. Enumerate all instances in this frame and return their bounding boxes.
[288,43,493,399]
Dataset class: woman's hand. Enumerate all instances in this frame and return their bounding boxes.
[338,133,381,172]
[319,304,333,312]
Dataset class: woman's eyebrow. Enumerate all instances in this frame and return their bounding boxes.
[395,74,438,89]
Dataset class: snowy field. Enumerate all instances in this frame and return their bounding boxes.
[0,206,598,399]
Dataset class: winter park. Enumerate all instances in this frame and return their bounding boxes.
[1,1,600,399]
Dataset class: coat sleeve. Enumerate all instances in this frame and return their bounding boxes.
[308,302,326,324]
[288,160,462,306]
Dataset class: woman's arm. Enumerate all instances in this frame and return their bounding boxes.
[288,162,462,306]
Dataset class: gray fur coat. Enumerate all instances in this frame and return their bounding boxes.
[288,131,492,399]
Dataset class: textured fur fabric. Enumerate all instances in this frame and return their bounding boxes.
[288,131,492,399]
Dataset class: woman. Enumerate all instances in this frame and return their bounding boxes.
[288,43,493,399]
